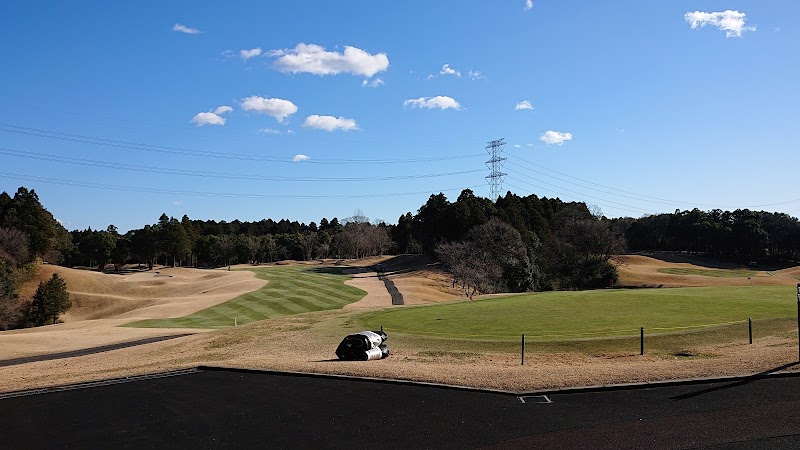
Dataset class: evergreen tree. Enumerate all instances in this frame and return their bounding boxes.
[29,273,70,326]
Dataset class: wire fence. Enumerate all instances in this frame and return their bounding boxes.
[374,315,800,364]
[381,318,758,341]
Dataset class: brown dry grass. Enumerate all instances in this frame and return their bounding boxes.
[2,254,799,394]
[614,254,799,288]
[1,308,798,394]
[0,265,265,360]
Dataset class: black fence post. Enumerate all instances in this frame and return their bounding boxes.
[748,317,752,344]
[640,327,644,355]
[521,334,525,366]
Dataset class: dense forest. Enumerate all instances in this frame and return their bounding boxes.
[1,185,799,330]
[623,209,800,263]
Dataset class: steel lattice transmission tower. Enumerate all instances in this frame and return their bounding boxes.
[485,138,507,199]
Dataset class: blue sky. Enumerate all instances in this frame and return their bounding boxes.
[1,1,798,232]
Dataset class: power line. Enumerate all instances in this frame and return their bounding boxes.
[505,176,657,216]
[506,153,698,206]
[505,181,655,216]
[0,171,484,200]
[0,122,484,165]
[506,154,800,210]
[0,147,484,182]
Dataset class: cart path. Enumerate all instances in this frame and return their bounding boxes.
[0,334,194,367]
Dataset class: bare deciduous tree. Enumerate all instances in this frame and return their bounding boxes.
[300,230,318,261]
[0,227,30,267]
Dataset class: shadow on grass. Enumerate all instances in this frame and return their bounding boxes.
[670,361,800,401]
[307,267,364,276]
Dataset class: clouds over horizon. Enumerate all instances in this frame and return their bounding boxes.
[268,43,389,78]
[303,115,358,131]
[173,23,201,34]
[685,10,755,37]
[403,96,461,110]
[191,105,233,126]
[240,96,298,122]
[539,130,573,145]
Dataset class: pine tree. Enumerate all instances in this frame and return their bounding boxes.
[29,273,70,326]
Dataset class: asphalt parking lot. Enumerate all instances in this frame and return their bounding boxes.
[2,367,800,449]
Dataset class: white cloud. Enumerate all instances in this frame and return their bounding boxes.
[292,154,311,162]
[173,23,201,34]
[240,96,298,122]
[173,200,184,206]
[514,144,521,148]
[468,70,485,80]
[429,65,483,80]
[240,48,262,61]
[515,100,534,110]
[219,50,235,61]
[287,129,295,134]
[684,10,755,38]
[440,64,461,77]
[539,131,573,145]
[191,104,233,126]
[526,143,534,148]
[774,27,781,33]
[403,96,461,110]
[258,128,281,134]
[362,77,385,88]
[303,115,358,131]
[268,43,389,77]
[524,0,533,11]
[191,112,225,126]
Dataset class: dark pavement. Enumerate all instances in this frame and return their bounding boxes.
[0,334,194,368]
[1,368,800,449]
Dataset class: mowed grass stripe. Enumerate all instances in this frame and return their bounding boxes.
[124,266,366,329]
[282,295,340,311]
[273,283,357,304]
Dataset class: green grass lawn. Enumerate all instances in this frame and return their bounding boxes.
[358,286,796,342]
[657,267,758,278]
[124,265,366,329]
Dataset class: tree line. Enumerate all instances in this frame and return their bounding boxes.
[63,210,393,271]
[622,208,800,263]
[2,185,799,330]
